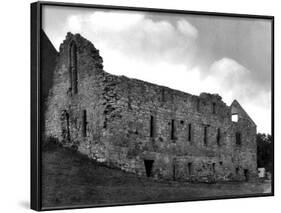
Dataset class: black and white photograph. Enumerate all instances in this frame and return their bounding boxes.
[31,1,274,211]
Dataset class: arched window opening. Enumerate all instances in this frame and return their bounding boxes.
[70,42,78,94]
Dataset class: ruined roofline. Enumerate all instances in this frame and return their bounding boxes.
[60,32,232,107]
[118,74,227,104]
[231,100,256,126]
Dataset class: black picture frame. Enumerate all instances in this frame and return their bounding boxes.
[31,1,274,211]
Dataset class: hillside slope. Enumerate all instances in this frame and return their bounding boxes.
[42,144,270,208]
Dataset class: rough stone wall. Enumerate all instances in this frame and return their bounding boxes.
[44,32,106,152]
[44,33,257,182]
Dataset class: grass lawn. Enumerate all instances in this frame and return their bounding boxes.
[42,144,271,208]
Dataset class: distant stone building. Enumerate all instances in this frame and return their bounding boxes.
[44,32,257,182]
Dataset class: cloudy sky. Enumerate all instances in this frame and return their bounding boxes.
[42,5,272,134]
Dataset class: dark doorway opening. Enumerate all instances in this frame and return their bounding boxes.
[144,160,154,177]
[244,169,249,181]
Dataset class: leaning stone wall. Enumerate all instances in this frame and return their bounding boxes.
[44,32,257,182]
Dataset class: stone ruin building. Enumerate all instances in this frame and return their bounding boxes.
[43,31,258,182]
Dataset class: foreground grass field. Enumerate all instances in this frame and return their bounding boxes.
[42,144,271,208]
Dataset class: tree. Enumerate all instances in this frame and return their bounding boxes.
[257,133,273,173]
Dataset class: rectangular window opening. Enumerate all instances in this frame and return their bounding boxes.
[204,126,208,146]
[236,132,241,145]
[212,102,216,114]
[232,113,238,122]
[171,119,175,140]
[188,123,192,142]
[82,110,87,137]
[217,128,221,145]
[150,115,155,138]
[188,162,192,175]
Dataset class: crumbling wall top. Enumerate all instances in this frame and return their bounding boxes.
[59,32,103,69]
[200,92,222,101]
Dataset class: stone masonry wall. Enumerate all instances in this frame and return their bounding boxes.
[44,32,257,182]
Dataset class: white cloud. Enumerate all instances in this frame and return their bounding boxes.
[43,9,271,133]
[177,19,198,38]
[206,58,267,103]
[55,11,199,68]
[68,15,83,32]
[101,47,202,94]
[88,11,144,32]
[203,58,271,133]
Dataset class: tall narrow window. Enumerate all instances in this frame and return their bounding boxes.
[217,128,221,145]
[204,126,208,146]
[236,132,241,145]
[212,102,216,114]
[171,119,175,140]
[188,123,192,142]
[150,115,155,138]
[82,110,87,137]
[66,111,70,141]
[70,42,78,94]
[188,162,192,175]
